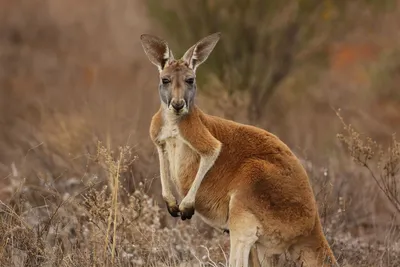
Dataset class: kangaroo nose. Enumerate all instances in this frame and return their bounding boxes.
[171,100,185,111]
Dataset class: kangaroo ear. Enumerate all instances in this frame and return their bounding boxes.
[182,32,221,71]
[140,34,174,72]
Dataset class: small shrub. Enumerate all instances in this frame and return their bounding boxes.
[337,111,400,214]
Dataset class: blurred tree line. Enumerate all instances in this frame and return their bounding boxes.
[147,0,396,122]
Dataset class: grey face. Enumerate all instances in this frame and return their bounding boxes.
[140,32,221,115]
[159,60,196,115]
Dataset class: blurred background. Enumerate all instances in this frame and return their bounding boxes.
[1,0,400,266]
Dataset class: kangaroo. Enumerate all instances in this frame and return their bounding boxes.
[140,32,338,267]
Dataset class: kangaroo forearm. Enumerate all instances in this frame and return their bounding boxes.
[178,115,222,202]
[185,146,221,202]
[157,146,174,202]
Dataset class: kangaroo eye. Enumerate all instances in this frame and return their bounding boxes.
[161,78,170,84]
[186,78,194,85]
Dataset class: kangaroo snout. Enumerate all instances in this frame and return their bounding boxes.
[170,99,186,112]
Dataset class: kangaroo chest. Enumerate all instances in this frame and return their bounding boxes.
[156,114,229,230]
[159,121,198,195]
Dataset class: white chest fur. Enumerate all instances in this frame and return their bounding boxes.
[158,115,196,193]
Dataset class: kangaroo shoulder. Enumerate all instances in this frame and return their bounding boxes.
[178,108,221,156]
[150,109,163,143]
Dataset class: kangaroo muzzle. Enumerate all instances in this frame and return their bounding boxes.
[170,99,186,113]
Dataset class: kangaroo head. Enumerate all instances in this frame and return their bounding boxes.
[140,32,221,115]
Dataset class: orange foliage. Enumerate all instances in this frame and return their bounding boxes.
[330,43,380,70]
[329,43,381,84]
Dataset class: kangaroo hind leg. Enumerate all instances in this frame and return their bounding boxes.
[229,226,260,267]
[228,195,262,267]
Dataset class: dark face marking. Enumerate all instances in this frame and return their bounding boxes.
[184,81,196,108]
[159,81,171,106]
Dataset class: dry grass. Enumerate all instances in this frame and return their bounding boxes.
[1,138,400,266]
[0,143,230,267]
[335,112,400,266]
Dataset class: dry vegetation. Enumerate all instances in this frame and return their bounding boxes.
[1,0,400,266]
